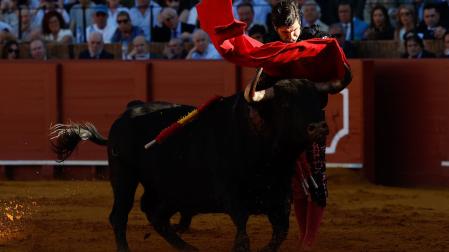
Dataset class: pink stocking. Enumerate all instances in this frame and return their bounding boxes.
[301,201,325,250]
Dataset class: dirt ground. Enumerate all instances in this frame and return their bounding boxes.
[1,169,449,252]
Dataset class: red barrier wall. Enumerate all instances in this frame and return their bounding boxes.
[0,59,447,185]
[374,60,449,186]
[0,62,58,160]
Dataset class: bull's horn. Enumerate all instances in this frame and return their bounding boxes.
[244,68,274,103]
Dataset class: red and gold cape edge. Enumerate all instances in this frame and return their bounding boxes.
[197,0,350,82]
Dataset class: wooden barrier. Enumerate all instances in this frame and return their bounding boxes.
[0,62,58,179]
[150,60,238,105]
[373,60,449,186]
[0,59,447,185]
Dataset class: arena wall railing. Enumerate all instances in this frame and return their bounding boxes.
[0,59,447,186]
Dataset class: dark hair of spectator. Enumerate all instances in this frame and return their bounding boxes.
[271,0,301,28]
[404,33,424,49]
[338,0,353,17]
[248,24,267,37]
[42,11,66,35]
[2,40,20,59]
[338,0,353,9]
[237,2,254,14]
[423,3,440,13]
[369,4,391,29]
[117,11,131,21]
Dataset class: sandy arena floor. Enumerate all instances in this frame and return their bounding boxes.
[1,169,449,252]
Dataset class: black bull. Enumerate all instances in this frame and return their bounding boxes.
[51,79,333,252]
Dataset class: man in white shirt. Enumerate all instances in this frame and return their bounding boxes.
[129,0,161,42]
[86,5,115,43]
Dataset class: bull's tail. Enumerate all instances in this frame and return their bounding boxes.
[49,122,108,162]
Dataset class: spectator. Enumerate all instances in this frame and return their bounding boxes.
[162,37,186,59]
[129,0,161,42]
[0,0,17,29]
[185,3,199,27]
[79,31,114,59]
[233,0,272,26]
[111,11,144,45]
[417,3,447,40]
[301,0,329,32]
[363,0,399,25]
[401,32,436,58]
[394,5,417,42]
[12,6,40,42]
[106,0,129,29]
[86,4,115,43]
[152,7,195,42]
[236,2,264,33]
[336,1,368,41]
[248,24,266,42]
[41,11,73,44]
[185,29,221,60]
[29,38,48,60]
[32,0,70,30]
[2,40,20,59]
[329,23,356,58]
[127,35,151,59]
[162,0,189,23]
[364,4,394,40]
[70,0,96,43]
[440,31,449,58]
[317,0,365,26]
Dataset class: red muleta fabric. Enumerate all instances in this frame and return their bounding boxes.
[197,0,350,83]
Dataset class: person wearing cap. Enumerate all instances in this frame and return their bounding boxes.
[86,4,115,43]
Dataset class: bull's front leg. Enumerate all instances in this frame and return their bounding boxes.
[259,199,291,252]
[229,211,250,252]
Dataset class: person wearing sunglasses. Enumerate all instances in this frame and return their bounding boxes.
[2,40,20,59]
[111,11,144,45]
[394,5,417,43]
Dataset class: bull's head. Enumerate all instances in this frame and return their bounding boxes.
[242,65,351,149]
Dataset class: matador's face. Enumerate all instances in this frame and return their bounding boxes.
[275,19,301,43]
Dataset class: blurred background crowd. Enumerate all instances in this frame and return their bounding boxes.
[0,0,448,60]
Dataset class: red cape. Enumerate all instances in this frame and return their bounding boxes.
[197,0,349,82]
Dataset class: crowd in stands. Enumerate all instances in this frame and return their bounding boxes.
[1,0,449,60]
